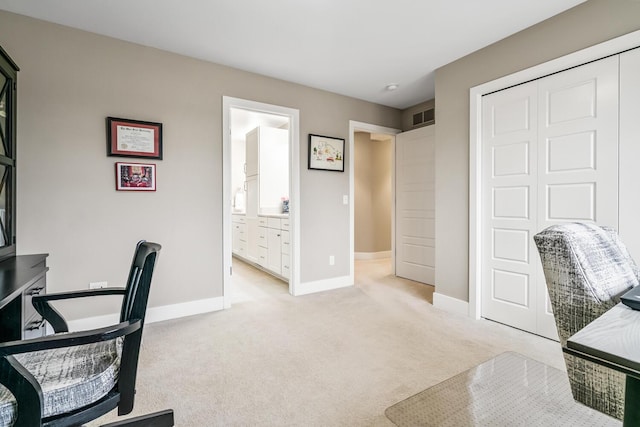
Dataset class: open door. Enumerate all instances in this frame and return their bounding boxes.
[395,125,435,284]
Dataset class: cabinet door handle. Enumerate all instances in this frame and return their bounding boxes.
[26,318,45,331]
[28,286,44,296]
[244,181,247,191]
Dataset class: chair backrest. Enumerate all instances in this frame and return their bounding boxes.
[120,240,161,324]
[534,222,639,343]
[117,240,161,414]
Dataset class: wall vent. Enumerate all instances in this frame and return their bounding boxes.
[411,108,435,128]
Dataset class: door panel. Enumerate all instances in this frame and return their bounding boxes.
[535,56,619,338]
[395,126,435,284]
[482,81,538,334]
[481,56,619,340]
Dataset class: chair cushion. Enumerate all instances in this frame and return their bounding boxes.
[0,338,122,426]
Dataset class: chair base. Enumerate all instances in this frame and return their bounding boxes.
[100,409,174,427]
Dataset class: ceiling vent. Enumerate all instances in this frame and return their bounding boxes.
[412,108,435,128]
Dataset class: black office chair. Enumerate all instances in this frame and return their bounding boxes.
[0,241,174,426]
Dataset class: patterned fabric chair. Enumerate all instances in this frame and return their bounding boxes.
[534,223,640,420]
[0,241,173,427]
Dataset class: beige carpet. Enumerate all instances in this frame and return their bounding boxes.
[89,258,565,426]
[385,352,620,426]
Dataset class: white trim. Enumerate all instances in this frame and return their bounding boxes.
[66,297,224,331]
[293,275,352,296]
[354,251,392,260]
[222,97,301,304]
[469,30,640,320]
[348,121,401,284]
[433,292,469,316]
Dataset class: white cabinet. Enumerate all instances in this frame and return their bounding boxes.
[246,176,257,218]
[234,212,289,281]
[281,230,290,279]
[267,228,282,274]
[246,218,259,263]
[231,214,247,257]
[245,126,289,215]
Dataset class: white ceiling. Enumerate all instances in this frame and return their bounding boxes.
[0,0,586,109]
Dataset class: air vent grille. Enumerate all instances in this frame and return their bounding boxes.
[411,108,435,128]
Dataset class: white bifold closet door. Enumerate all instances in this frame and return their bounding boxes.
[481,56,619,339]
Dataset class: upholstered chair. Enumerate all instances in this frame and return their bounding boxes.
[534,222,640,420]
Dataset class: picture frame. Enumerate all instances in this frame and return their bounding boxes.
[107,117,163,160]
[115,162,156,191]
[308,134,345,172]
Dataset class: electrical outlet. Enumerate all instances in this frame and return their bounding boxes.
[89,281,108,289]
[329,255,335,266]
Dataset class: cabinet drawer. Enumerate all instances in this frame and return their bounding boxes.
[23,314,46,340]
[258,217,268,227]
[268,217,281,229]
[258,227,268,248]
[238,223,247,241]
[281,218,290,231]
[23,275,46,325]
[281,231,290,255]
[237,241,247,257]
[232,215,246,224]
[258,247,268,267]
[281,255,290,279]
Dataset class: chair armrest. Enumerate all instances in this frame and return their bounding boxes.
[32,287,126,333]
[33,287,126,302]
[0,319,141,357]
[0,319,141,426]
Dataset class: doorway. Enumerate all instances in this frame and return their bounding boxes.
[223,97,300,308]
[348,121,400,284]
[354,131,393,261]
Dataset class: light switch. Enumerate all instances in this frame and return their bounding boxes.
[343,195,349,205]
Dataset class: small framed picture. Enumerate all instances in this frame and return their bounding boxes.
[308,134,345,172]
[107,117,163,160]
[115,162,156,191]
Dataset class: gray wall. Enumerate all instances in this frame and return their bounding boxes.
[354,132,391,254]
[0,11,401,320]
[434,0,640,302]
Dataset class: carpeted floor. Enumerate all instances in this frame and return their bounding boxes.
[89,258,566,426]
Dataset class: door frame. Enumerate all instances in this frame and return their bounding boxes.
[222,96,300,307]
[349,121,401,284]
[468,30,640,319]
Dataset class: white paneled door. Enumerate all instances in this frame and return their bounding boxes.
[481,56,619,339]
[395,125,435,284]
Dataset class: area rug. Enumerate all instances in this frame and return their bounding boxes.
[385,352,620,426]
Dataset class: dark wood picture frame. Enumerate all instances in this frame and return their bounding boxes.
[107,117,163,160]
[115,162,156,191]
[308,134,345,172]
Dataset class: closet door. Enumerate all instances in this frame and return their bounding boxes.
[619,48,640,261]
[535,55,619,338]
[482,81,538,334]
[481,56,619,339]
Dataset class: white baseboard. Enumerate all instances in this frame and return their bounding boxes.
[354,251,391,260]
[66,297,224,331]
[433,292,469,316]
[294,275,352,296]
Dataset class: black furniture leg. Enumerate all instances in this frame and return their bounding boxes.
[100,409,174,427]
[624,376,640,427]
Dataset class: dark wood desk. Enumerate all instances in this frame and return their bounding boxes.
[566,303,640,426]
[0,254,49,342]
